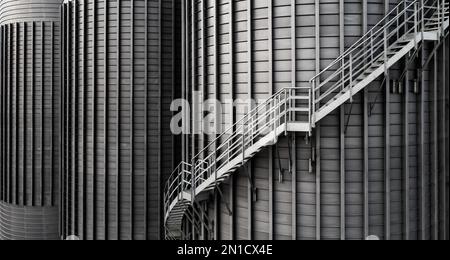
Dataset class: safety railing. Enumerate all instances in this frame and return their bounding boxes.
[164,161,192,216]
[188,87,310,200]
[309,0,448,125]
[164,86,311,216]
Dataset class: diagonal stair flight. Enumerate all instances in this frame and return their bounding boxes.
[164,0,449,239]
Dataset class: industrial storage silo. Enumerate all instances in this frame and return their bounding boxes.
[0,0,62,240]
[176,0,449,240]
[60,0,181,240]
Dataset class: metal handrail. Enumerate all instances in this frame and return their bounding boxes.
[309,0,448,121]
[164,87,311,221]
[309,0,416,83]
[164,0,449,238]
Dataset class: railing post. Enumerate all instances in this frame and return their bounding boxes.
[273,96,278,143]
[181,163,185,200]
[311,80,316,129]
[191,162,195,204]
[384,15,388,74]
[349,54,353,103]
[414,2,418,48]
[403,1,409,36]
[251,109,255,145]
[308,86,312,133]
[421,0,424,41]
[397,6,400,40]
[370,30,374,63]
[440,0,444,36]
[214,153,217,189]
[284,90,289,136]
[242,115,245,165]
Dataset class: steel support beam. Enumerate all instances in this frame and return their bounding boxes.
[339,0,346,241]
[362,0,370,240]
[247,0,253,241]
[115,0,121,240]
[432,42,439,240]
[315,0,321,241]
[403,62,410,240]
[291,0,297,241]
[418,42,426,241]
[268,0,274,241]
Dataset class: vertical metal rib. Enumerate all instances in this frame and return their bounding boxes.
[418,40,426,241]
[59,4,64,236]
[247,0,253,241]
[268,0,274,241]
[15,23,20,205]
[229,0,235,241]
[130,0,135,240]
[384,1,391,241]
[72,0,78,236]
[404,62,410,240]
[103,0,109,240]
[339,0,346,241]
[432,42,439,240]
[0,25,3,202]
[24,22,28,206]
[81,0,88,239]
[314,0,321,241]
[65,2,71,236]
[40,21,45,207]
[92,0,97,239]
[362,0,369,240]
[441,35,447,241]
[144,0,149,240]
[116,0,121,240]
[50,21,54,207]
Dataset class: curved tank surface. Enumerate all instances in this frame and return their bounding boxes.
[0,0,62,240]
[178,0,449,240]
[0,0,62,25]
[60,0,181,240]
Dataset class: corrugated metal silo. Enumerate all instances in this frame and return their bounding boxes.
[0,0,62,240]
[60,0,181,240]
[180,0,449,240]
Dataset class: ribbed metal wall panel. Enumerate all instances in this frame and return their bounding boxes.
[60,0,181,240]
[0,0,61,240]
[0,201,58,240]
[0,0,62,25]
[184,0,449,240]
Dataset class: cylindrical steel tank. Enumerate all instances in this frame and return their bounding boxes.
[0,0,62,240]
[182,0,449,240]
[60,0,181,240]
[0,0,62,25]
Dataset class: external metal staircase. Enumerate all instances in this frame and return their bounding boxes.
[164,0,449,239]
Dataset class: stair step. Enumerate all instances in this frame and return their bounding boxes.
[291,107,310,113]
[290,96,310,100]
[390,45,405,50]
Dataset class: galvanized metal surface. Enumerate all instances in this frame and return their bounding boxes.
[59,0,181,240]
[0,0,63,25]
[0,0,61,241]
[0,201,59,240]
[180,0,449,240]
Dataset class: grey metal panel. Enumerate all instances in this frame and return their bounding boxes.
[0,201,59,240]
[0,10,60,239]
[0,0,63,25]
[184,0,448,241]
[60,0,180,240]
